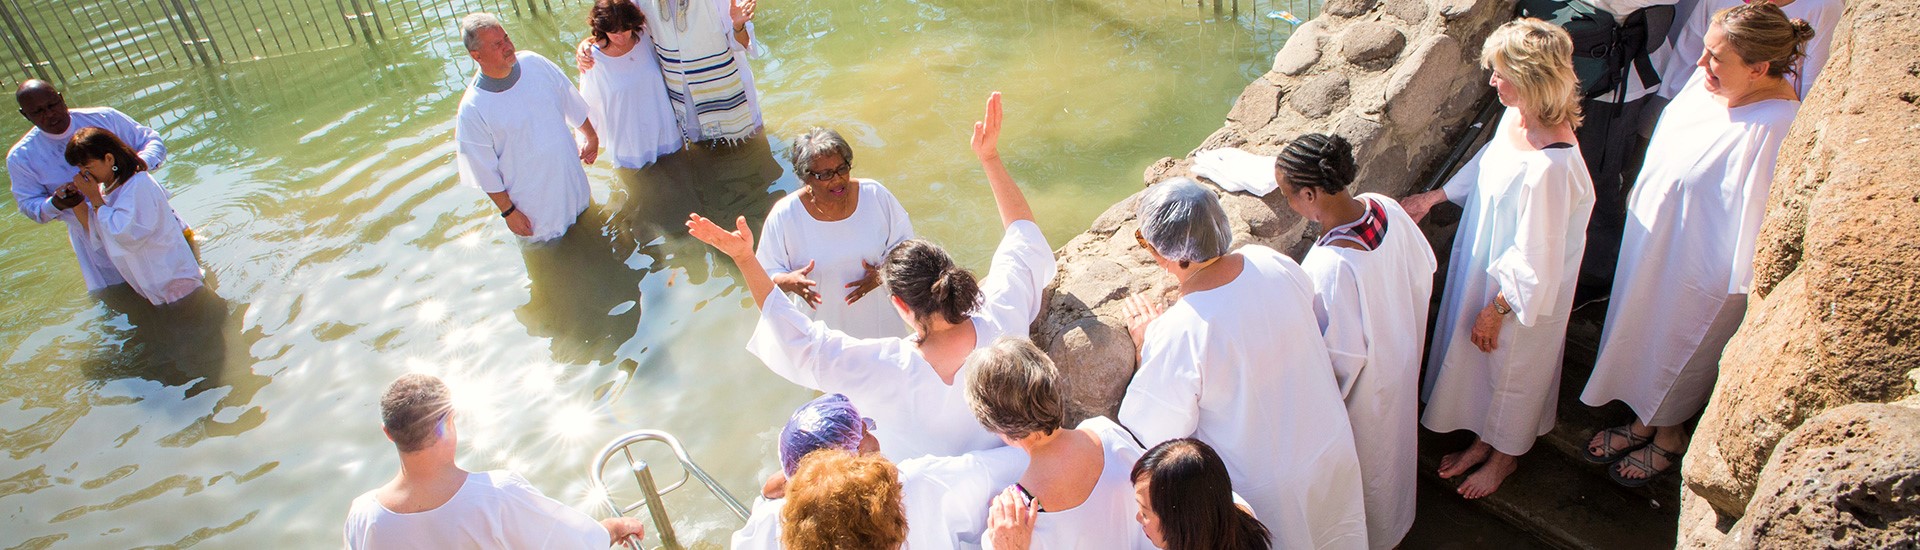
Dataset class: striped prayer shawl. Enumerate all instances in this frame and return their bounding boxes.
[651,0,756,143]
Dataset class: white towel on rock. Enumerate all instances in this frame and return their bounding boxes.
[1192,147,1278,196]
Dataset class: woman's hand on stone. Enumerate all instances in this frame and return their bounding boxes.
[844,259,883,305]
[1123,293,1165,351]
[1400,189,1445,223]
[774,261,823,308]
[687,213,755,259]
[985,487,1037,550]
[971,91,1003,162]
[1470,302,1504,352]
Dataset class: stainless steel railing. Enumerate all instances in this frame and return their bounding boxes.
[588,429,750,550]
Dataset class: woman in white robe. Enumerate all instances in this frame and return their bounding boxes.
[65,128,203,306]
[1119,177,1368,550]
[756,128,915,339]
[688,93,1054,460]
[576,0,766,143]
[1400,19,1596,500]
[965,338,1154,550]
[579,0,683,169]
[1580,4,1813,487]
[1279,133,1436,549]
[1655,0,1842,101]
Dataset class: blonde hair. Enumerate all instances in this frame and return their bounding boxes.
[1713,2,1817,78]
[781,451,908,550]
[1481,18,1583,129]
[963,337,1068,440]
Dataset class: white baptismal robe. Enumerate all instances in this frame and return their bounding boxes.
[1301,194,1436,550]
[8,107,168,291]
[1121,245,1368,550]
[729,446,1029,550]
[343,471,609,550]
[1582,75,1799,425]
[1655,0,1845,100]
[1005,417,1155,550]
[747,220,1056,460]
[580,33,683,169]
[1421,109,1595,456]
[755,179,915,339]
[88,172,202,305]
[456,51,592,242]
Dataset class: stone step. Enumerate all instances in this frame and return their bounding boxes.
[1414,303,1681,550]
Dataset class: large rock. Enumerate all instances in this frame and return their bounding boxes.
[1681,0,1920,526]
[1033,2,1518,424]
[1725,400,1920,547]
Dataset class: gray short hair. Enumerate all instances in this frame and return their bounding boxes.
[1137,177,1232,265]
[963,337,1067,440]
[787,127,855,178]
[461,13,504,52]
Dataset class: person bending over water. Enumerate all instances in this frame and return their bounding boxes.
[1400,18,1595,500]
[63,128,203,307]
[687,92,1055,460]
[756,127,916,339]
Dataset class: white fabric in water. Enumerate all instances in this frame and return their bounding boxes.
[746,220,1055,460]
[88,172,201,305]
[1121,245,1369,550]
[580,32,684,169]
[456,51,592,242]
[1582,73,1798,426]
[343,471,608,550]
[1420,107,1595,457]
[1191,147,1279,196]
[755,179,915,339]
[1301,194,1435,550]
[8,107,169,291]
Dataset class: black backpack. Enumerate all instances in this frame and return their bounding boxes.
[1516,0,1676,101]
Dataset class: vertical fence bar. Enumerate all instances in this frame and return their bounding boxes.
[0,0,49,81]
[7,0,63,81]
[182,0,226,63]
[81,2,131,76]
[161,0,214,66]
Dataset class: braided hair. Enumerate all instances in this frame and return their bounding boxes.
[1274,133,1357,195]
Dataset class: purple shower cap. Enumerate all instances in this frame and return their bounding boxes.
[778,393,872,476]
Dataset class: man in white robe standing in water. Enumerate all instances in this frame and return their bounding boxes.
[8,80,168,293]
[455,13,600,242]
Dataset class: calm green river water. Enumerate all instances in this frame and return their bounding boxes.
[0,1,1289,547]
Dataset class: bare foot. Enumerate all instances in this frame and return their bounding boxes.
[1438,440,1492,479]
[1458,451,1518,499]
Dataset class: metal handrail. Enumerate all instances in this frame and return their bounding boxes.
[588,429,750,550]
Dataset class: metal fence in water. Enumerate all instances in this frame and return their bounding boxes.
[0,0,590,84]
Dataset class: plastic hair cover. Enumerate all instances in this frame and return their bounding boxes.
[1136,177,1232,263]
[779,393,866,476]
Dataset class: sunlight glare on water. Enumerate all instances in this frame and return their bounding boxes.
[0,0,1291,546]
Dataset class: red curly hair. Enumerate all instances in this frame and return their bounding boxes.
[780,450,907,549]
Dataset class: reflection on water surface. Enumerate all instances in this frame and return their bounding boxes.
[0,0,1286,546]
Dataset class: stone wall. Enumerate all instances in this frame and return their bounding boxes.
[1034,0,1514,421]
[1678,0,1920,545]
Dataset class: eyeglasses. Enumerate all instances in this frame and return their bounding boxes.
[803,163,852,182]
[1135,229,1152,250]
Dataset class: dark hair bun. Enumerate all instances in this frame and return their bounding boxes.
[884,240,981,326]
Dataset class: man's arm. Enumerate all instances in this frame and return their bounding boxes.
[8,156,59,224]
[486,191,532,237]
[103,107,166,170]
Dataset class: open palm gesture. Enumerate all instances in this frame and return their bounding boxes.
[686,213,754,258]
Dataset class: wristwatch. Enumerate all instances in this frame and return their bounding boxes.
[1491,298,1513,315]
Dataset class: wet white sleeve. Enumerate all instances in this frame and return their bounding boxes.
[93,175,174,246]
[745,290,905,392]
[455,107,508,193]
[8,154,57,224]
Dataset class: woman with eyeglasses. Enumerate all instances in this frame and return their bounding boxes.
[754,127,915,339]
[578,0,683,169]
[688,92,1056,461]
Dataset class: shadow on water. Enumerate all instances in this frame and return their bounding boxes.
[82,282,268,410]
[519,134,785,367]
